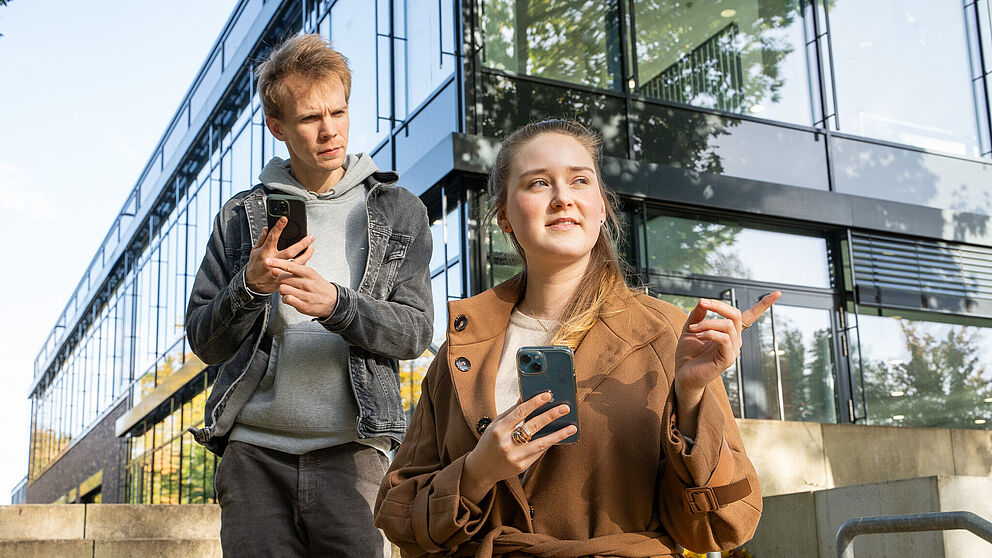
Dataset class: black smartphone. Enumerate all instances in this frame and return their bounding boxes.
[265,194,308,255]
[516,346,579,444]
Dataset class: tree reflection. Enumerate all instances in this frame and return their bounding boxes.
[482,1,620,91]
[864,321,992,429]
[633,0,805,117]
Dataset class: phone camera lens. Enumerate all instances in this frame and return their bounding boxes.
[275,200,290,215]
[520,355,531,365]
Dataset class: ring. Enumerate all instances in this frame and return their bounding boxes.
[511,424,532,445]
[742,322,752,331]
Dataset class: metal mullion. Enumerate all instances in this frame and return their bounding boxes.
[968,0,992,156]
[845,229,867,423]
[616,0,634,160]
[817,0,840,130]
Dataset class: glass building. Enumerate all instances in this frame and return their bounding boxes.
[20,0,992,505]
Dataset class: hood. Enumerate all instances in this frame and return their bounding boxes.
[258,153,380,199]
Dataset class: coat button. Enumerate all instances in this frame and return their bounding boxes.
[455,357,471,372]
[453,314,468,331]
[476,417,492,434]
[529,505,535,519]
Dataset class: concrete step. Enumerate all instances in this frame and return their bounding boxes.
[0,540,93,558]
[93,538,221,558]
[747,475,992,558]
[84,504,219,540]
[0,538,222,558]
[0,505,85,541]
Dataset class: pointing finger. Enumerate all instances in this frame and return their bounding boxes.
[741,291,782,328]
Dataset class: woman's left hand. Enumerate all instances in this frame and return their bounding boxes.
[673,292,781,436]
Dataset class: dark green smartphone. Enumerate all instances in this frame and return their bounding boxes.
[517,346,579,444]
[265,194,307,255]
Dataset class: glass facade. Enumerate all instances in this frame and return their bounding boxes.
[24,0,992,504]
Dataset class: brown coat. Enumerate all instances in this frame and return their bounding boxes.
[374,281,761,557]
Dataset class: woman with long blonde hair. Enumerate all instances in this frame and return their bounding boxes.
[375,119,778,557]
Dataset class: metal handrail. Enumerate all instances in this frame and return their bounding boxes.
[836,511,992,558]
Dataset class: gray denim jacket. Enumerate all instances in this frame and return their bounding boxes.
[185,170,432,456]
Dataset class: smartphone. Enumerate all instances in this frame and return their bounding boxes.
[517,346,579,444]
[265,194,308,255]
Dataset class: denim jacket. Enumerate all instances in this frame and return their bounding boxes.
[185,170,433,456]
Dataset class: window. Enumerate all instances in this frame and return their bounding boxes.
[632,0,816,125]
[829,0,982,157]
[856,311,992,430]
[482,0,622,91]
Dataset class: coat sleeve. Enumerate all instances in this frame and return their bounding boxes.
[317,202,432,360]
[185,206,268,365]
[650,311,762,553]
[374,347,496,556]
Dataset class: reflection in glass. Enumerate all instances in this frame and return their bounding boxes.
[644,212,830,287]
[633,0,814,124]
[484,219,523,290]
[631,100,829,190]
[481,0,622,91]
[857,313,992,430]
[479,73,629,158]
[831,136,992,217]
[829,1,982,157]
[756,305,836,422]
[652,292,742,418]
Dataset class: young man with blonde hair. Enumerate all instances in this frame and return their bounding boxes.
[185,34,432,556]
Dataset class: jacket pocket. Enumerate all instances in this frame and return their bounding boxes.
[372,233,413,299]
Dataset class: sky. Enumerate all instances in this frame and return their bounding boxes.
[0,0,239,503]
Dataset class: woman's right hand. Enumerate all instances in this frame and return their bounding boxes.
[460,392,576,504]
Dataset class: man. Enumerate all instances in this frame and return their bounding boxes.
[185,34,432,556]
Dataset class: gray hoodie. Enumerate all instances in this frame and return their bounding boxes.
[229,154,390,455]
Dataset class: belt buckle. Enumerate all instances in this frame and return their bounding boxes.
[685,486,719,514]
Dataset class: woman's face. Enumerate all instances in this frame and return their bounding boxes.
[497,133,607,270]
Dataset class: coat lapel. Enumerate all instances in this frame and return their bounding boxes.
[445,280,522,441]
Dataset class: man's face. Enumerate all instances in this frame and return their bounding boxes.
[267,73,350,178]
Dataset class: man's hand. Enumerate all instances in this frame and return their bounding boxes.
[244,216,314,294]
[267,257,339,318]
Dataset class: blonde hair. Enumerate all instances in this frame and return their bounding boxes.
[485,119,631,349]
[255,34,351,119]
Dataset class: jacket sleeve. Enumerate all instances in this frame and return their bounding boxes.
[318,203,433,360]
[375,349,496,556]
[654,336,762,553]
[184,207,268,365]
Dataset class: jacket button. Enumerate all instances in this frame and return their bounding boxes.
[455,357,471,372]
[476,417,492,434]
[529,505,535,519]
[453,314,468,331]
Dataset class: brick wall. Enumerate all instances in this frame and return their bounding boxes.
[26,399,128,504]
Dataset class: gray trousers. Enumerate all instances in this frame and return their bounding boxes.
[215,441,389,557]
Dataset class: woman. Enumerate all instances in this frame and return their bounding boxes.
[374,119,779,557]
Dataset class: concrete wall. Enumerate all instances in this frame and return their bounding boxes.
[747,475,992,558]
[736,419,992,497]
